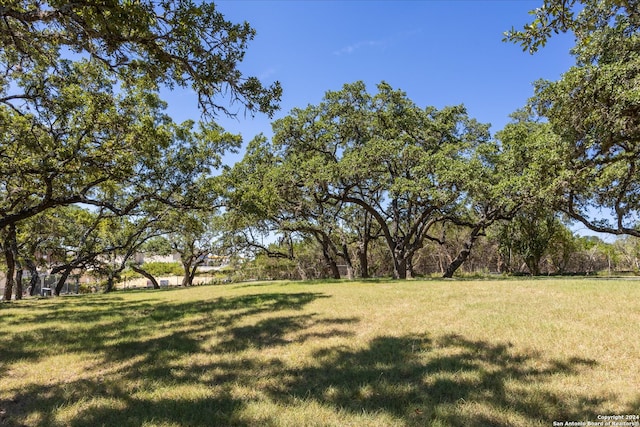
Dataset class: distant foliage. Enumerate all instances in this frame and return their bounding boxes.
[134,262,184,278]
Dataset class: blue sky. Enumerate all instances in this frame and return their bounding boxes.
[166,0,575,153]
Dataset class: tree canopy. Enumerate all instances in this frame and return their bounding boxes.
[0,0,281,116]
[226,81,522,279]
[506,0,640,237]
[0,0,279,231]
[0,1,280,299]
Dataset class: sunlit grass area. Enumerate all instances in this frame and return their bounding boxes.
[1,279,639,426]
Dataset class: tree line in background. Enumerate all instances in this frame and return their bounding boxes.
[240,214,640,281]
[1,1,639,300]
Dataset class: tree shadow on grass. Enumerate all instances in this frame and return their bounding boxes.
[263,333,632,426]
[2,380,249,427]
[0,295,128,325]
[0,291,336,427]
[2,291,638,426]
[0,292,326,363]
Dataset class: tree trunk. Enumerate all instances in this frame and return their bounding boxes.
[357,243,369,279]
[14,260,23,300]
[3,245,15,301]
[26,259,39,296]
[327,258,340,279]
[357,213,374,279]
[443,227,482,278]
[55,268,73,295]
[181,260,191,286]
[10,226,22,299]
[336,230,355,280]
[341,243,354,280]
[3,224,17,300]
[392,251,407,280]
[321,244,340,279]
[436,249,446,274]
[443,245,472,278]
[104,273,116,293]
[130,264,160,289]
[296,262,308,280]
[525,256,541,276]
[181,259,200,286]
[316,233,340,280]
[406,254,415,279]
[188,264,198,286]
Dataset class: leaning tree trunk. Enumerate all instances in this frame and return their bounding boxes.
[130,264,160,289]
[316,233,340,280]
[443,243,473,278]
[54,267,73,296]
[321,246,341,280]
[188,264,198,286]
[328,259,340,280]
[443,226,483,278]
[341,243,354,280]
[296,262,308,280]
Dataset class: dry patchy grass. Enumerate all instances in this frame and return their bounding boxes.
[0,279,639,426]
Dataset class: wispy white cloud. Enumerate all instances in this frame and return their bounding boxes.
[333,39,385,56]
[332,28,421,56]
[259,67,278,80]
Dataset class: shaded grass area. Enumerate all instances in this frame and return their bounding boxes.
[0,280,639,426]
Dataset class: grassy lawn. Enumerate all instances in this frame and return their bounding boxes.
[1,278,639,426]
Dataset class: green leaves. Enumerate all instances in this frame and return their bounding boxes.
[0,1,281,117]
[226,81,508,278]
[0,1,281,297]
[506,1,640,237]
[0,2,262,233]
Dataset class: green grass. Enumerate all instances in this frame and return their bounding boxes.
[1,279,639,426]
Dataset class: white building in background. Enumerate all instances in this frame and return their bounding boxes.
[132,253,231,269]
[133,252,181,264]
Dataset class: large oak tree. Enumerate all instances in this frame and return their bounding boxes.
[230,82,493,279]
